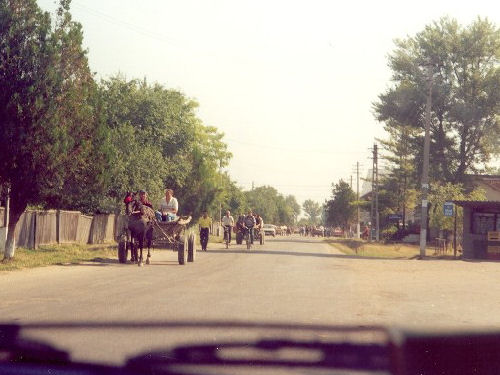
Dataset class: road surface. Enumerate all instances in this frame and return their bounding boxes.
[1,235,500,364]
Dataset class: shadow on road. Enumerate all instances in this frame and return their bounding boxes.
[58,257,183,267]
[265,238,326,245]
[207,248,411,261]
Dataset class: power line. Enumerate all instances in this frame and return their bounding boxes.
[226,138,368,155]
[72,2,182,46]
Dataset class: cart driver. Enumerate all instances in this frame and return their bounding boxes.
[157,188,179,222]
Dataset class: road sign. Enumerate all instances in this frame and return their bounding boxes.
[444,202,454,217]
[388,214,402,221]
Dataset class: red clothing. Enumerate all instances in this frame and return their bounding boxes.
[142,201,153,209]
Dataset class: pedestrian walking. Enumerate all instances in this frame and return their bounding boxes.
[198,211,212,251]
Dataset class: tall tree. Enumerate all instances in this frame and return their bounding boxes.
[99,76,231,218]
[324,180,356,230]
[378,123,419,228]
[374,17,500,184]
[0,0,102,259]
[302,199,322,225]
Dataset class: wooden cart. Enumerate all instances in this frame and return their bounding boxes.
[153,216,196,265]
[118,215,196,265]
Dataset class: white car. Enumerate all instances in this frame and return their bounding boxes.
[263,224,276,237]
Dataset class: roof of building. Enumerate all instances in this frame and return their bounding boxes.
[466,174,500,192]
[453,200,500,209]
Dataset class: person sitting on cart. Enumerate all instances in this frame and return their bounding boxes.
[243,210,256,244]
[156,188,179,222]
[198,211,212,251]
[138,190,153,209]
[221,210,235,244]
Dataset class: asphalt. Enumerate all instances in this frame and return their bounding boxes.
[2,235,500,365]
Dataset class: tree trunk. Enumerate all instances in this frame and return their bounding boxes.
[3,203,26,261]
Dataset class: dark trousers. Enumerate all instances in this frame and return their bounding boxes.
[200,228,209,250]
[223,225,232,243]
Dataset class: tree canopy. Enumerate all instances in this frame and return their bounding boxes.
[324,180,356,230]
[0,0,303,260]
[0,0,105,258]
[374,17,500,185]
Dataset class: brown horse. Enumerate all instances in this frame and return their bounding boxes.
[125,195,155,266]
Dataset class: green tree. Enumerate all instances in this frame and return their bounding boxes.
[428,183,486,235]
[98,76,231,217]
[378,124,419,227]
[302,199,322,225]
[280,195,300,225]
[0,0,102,259]
[220,175,248,218]
[324,180,356,230]
[246,186,280,224]
[374,17,500,184]
[244,186,299,225]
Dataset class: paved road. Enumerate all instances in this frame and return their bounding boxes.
[2,236,500,364]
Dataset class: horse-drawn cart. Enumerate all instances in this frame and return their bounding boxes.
[153,216,196,264]
[118,215,196,266]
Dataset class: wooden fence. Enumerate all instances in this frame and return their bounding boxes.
[0,208,124,250]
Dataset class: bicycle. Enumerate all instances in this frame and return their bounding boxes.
[244,226,253,250]
[223,225,231,249]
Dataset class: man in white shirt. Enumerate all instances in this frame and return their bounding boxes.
[157,188,179,222]
[221,210,235,243]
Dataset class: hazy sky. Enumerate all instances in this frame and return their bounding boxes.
[37,0,500,207]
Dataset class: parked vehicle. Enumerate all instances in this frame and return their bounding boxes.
[263,224,276,237]
[332,227,343,237]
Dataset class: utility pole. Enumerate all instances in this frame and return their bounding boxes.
[356,162,360,239]
[419,66,433,258]
[369,149,375,242]
[219,160,222,236]
[374,144,379,242]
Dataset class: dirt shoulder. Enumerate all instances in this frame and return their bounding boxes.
[1,244,117,272]
[325,238,459,259]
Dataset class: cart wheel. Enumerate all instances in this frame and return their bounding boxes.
[178,236,188,265]
[188,233,196,262]
[118,241,127,263]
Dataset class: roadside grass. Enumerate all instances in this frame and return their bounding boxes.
[0,244,117,272]
[325,238,459,259]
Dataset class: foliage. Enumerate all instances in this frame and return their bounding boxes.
[302,199,322,225]
[428,182,486,232]
[244,186,300,225]
[0,0,104,258]
[220,175,248,218]
[374,17,500,184]
[381,225,398,241]
[324,180,356,229]
[98,75,231,218]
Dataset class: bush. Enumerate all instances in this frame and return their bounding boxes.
[382,226,398,241]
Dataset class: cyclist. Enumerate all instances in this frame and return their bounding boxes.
[243,210,256,245]
[221,210,235,245]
